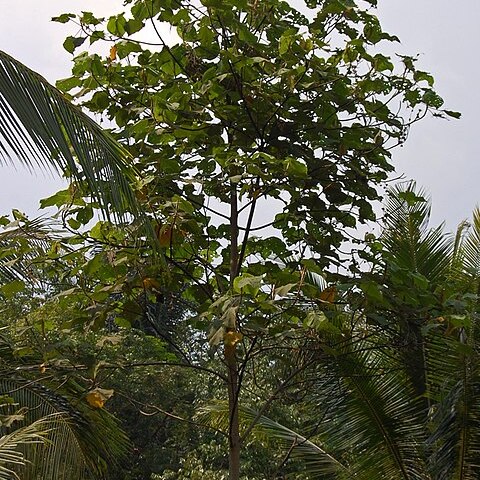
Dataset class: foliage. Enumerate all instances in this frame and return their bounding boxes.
[229,185,480,480]
[0,283,131,479]
[55,0,452,268]
[31,0,457,477]
[0,0,463,477]
[0,50,140,221]
[0,415,53,480]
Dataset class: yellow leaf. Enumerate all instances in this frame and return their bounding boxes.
[319,286,336,303]
[109,45,117,61]
[224,331,243,347]
[86,388,114,409]
[142,277,161,291]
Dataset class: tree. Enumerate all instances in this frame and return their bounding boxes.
[51,0,456,477]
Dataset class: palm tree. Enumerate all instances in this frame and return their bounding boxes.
[0,376,129,480]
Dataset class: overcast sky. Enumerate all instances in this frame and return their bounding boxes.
[0,0,477,230]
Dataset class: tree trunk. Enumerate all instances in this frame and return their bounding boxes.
[227,181,241,480]
[226,347,241,480]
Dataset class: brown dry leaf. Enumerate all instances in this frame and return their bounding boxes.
[158,226,173,247]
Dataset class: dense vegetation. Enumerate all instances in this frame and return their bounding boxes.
[0,1,471,479]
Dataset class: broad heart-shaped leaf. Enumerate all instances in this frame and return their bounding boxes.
[233,274,263,296]
[0,50,140,222]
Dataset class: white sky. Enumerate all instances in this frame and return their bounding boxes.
[0,0,477,230]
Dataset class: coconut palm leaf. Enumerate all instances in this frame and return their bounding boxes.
[0,50,139,221]
[382,183,451,282]
[0,216,62,284]
[199,340,427,480]
[319,341,429,480]
[0,414,54,480]
[424,322,480,480]
[0,377,129,479]
[455,208,480,291]
[197,400,348,479]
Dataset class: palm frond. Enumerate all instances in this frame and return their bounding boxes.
[0,216,61,284]
[382,182,451,282]
[0,50,139,221]
[0,415,54,480]
[0,377,129,479]
[457,208,480,291]
[425,325,480,480]
[197,400,348,479]
[317,341,429,480]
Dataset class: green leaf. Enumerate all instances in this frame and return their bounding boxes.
[63,36,86,54]
[443,110,461,119]
[76,206,94,225]
[199,25,215,46]
[114,317,132,328]
[360,281,384,304]
[39,189,71,209]
[363,21,383,44]
[90,91,110,110]
[116,41,143,59]
[90,30,105,45]
[67,218,82,230]
[0,280,25,298]
[80,12,103,26]
[279,34,295,55]
[56,76,83,92]
[233,274,262,296]
[107,15,127,37]
[423,90,444,108]
[125,18,144,35]
[275,283,297,296]
[12,209,27,221]
[303,310,341,334]
[52,13,75,23]
[284,158,307,178]
[414,70,435,87]
[373,54,393,72]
